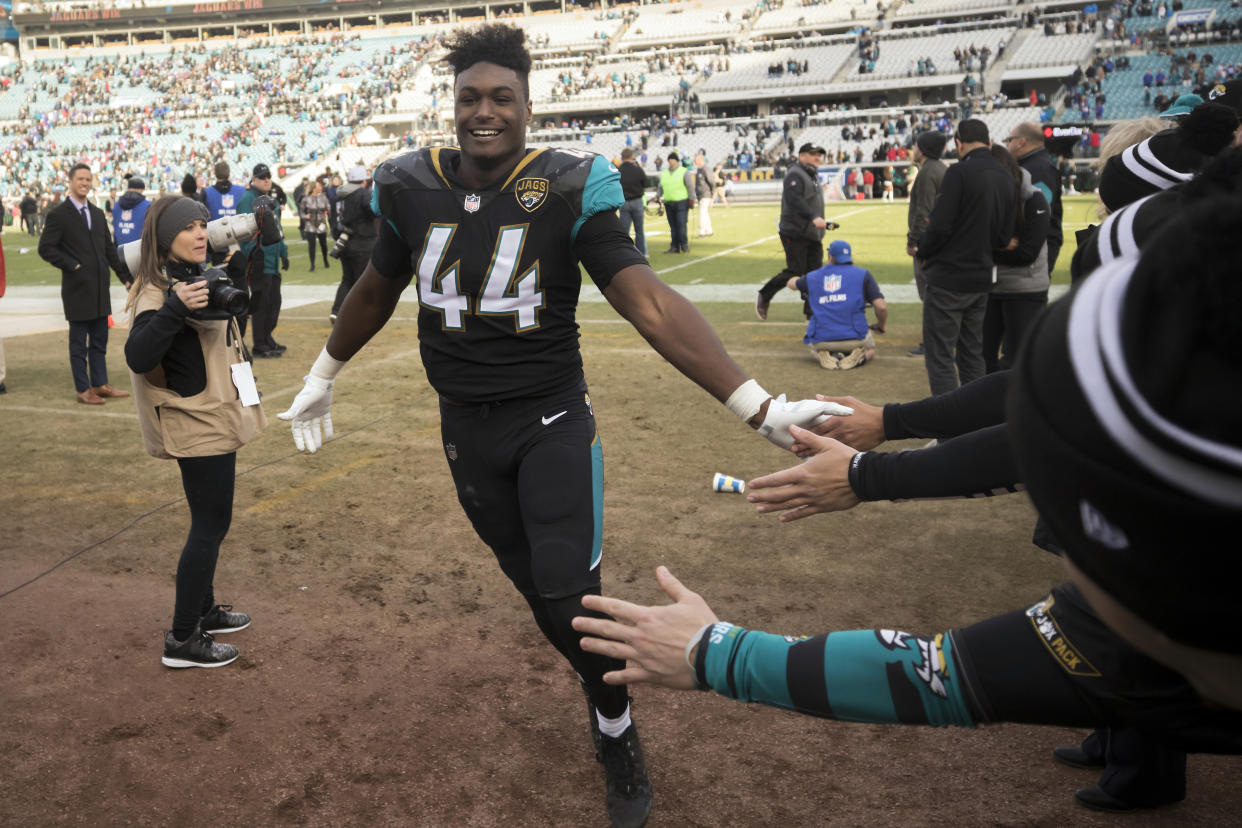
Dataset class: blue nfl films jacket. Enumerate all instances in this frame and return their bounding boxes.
[112,191,150,246]
[798,264,874,343]
[204,183,247,220]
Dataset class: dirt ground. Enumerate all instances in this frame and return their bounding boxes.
[3,302,1239,827]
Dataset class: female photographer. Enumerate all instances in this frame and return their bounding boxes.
[299,179,330,272]
[124,196,267,669]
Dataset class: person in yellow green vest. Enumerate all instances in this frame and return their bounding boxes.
[656,151,694,254]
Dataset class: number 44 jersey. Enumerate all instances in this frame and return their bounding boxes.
[371,146,642,403]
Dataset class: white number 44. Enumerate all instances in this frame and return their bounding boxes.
[416,223,543,331]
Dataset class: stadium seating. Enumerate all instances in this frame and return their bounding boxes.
[697,44,857,92]
[750,0,879,34]
[1006,31,1100,68]
[845,28,1015,81]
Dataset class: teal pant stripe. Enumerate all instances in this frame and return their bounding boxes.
[590,432,604,570]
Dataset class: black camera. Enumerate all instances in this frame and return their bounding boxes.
[328,229,351,259]
[177,267,249,321]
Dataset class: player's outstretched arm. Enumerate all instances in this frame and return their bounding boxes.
[576,567,977,727]
[602,264,851,449]
[277,263,410,453]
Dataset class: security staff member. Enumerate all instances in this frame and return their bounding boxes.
[756,143,831,320]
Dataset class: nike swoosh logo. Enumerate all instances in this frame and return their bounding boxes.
[541,411,567,425]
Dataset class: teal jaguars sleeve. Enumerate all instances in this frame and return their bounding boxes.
[695,623,977,727]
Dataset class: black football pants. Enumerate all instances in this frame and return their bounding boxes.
[438,384,628,719]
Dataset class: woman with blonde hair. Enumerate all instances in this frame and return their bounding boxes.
[124,195,266,669]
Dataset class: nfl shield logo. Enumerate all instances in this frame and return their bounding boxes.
[222,194,234,208]
[464,194,481,213]
[121,210,132,221]
[824,274,842,292]
[445,442,458,461]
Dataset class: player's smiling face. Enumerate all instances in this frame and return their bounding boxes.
[454,61,531,178]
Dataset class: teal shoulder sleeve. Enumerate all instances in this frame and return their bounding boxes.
[571,154,624,245]
[700,624,977,727]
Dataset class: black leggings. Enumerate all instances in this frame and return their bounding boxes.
[172,453,236,639]
[307,232,328,266]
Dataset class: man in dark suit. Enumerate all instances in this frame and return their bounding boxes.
[37,163,130,405]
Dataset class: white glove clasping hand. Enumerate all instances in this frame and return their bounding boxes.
[276,347,347,453]
[757,394,854,450]
[277,374,335,453]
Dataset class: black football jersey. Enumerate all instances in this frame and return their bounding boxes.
[371,146,626,402]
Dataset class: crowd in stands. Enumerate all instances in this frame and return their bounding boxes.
[0,33,443,199]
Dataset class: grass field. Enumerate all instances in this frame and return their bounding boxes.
[9,192,1237,826]
[1,195,1103,291]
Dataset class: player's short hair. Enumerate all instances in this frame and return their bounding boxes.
[445,23,531,100]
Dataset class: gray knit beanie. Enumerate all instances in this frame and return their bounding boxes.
[156,197,210,253]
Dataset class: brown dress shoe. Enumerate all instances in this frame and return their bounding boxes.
[92,384,130,399]
[76,389,105,405]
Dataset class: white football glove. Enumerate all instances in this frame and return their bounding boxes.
[277,374,335,453]
[757,394,854,450]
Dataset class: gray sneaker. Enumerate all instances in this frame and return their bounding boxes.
[162,630,239,669]
[200,604,251,634]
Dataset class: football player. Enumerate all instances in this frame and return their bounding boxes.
[279,23,846,828]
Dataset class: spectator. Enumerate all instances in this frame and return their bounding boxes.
[19,191,38,236]
[37,163,130,405]
[572,199,1242,803]
[300,179,331,273]
[786,239,886,370]
[905,131,948,357]
[982,145,1050,373]
[693,154,716,238]
[917,119,1016,396]
[1004,122,1064,271]
[617,148,648,257]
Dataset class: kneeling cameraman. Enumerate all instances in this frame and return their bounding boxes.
[123,196,267,669]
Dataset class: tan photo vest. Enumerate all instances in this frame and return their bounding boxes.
[129,283,267,459]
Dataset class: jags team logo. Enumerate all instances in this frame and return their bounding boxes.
[515,177,549,213]
[823,274,842,293]
[464,194,481,213]
[1209,83,1227,101]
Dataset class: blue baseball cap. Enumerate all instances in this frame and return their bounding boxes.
[828,239,852,263]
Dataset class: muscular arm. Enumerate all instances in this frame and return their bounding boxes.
[603,264,753,406]
[324,262,411,361]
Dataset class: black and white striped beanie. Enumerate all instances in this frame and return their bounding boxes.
[1009,194,1242,653]
[1098,104,1239,213]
